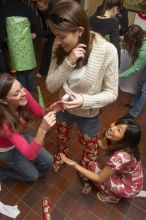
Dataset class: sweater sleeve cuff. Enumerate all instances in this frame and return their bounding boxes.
[81,94,92,109]
[119,72,128,78]
[65,57,76,67]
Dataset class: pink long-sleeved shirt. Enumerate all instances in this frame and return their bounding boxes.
[0,89,45,160]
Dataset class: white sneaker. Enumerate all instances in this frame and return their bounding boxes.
[135,190,146,198]
[36,73,42,78]
[97,192,119,203]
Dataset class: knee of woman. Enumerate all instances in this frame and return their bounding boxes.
[44,155,53,168]
[37,149,53,167]
[28,170,40,181]
[141,87,146,97]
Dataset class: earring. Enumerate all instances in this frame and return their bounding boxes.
[0,99,7,105]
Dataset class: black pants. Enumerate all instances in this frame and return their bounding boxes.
[0,49,8,72]
[39,35,54,76]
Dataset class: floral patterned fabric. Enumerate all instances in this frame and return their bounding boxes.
[54,122,70,164]
[88,151,143,201]
[54,122,98,168]
[78,133,98,185]
[79,133,98,169]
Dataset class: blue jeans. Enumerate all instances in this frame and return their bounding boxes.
[129,65,146,117]
[17,70,35,94]
[0,133,53,182]
[57,110,99,136]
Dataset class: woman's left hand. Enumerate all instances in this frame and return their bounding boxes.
[64,91,84,109]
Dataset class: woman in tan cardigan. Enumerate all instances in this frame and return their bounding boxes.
[46,0,118,193]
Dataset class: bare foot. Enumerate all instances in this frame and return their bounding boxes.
[82,185,92,195]
[53,162,64,173]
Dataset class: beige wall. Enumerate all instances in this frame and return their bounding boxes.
[86,0,102,16]
[128,11,136,25]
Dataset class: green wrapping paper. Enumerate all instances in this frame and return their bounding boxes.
[37,86,45,107]
[6,16,36,71]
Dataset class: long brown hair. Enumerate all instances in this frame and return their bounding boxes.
[48,0,92,69]
[0,73,29,134]
[123,24,145,62]
[98,0,122,16]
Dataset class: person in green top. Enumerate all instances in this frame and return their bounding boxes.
[119,24,146,118]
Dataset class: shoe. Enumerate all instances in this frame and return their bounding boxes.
[134,190,146,198]
[36,73,42,78]
[123,113,135,119]
[97,192,119,203]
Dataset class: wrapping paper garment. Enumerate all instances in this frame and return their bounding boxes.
[6,16,36,71]
[0,183,20,218]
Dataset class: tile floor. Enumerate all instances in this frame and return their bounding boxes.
[0,77,146,220]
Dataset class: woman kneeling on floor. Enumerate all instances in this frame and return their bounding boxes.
[0,73,64,182]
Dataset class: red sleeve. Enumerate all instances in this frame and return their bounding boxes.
[25,89,44,118]
[3,124,43,161]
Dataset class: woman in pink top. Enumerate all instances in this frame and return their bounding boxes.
[0,73,63,182]
[61,117,144,202]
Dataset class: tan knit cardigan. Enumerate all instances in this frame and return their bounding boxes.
[46,33,118,117]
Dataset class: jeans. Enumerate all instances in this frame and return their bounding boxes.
[17,70,35,94]
[0,133,53,182]
[57,110,99,136]
[129,65,146,117]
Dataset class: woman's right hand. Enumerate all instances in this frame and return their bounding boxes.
[60,153,77,166]
[40,111,56,132]
[67,43,86,65]
[47,101,66,113]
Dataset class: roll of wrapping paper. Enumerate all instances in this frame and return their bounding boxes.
[43,197,52,220]
[37,86,45,107]
[6,16,36,71]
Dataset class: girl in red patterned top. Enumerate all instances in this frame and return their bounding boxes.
[61,117,144,203]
